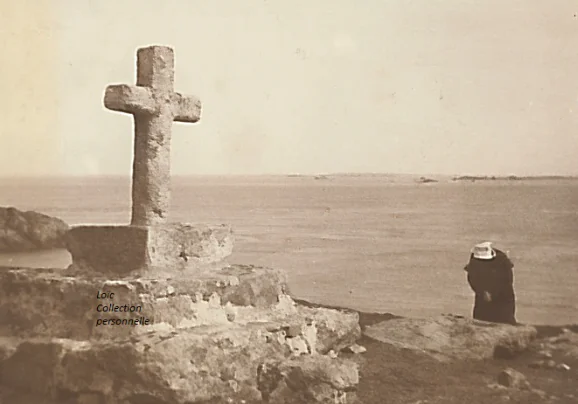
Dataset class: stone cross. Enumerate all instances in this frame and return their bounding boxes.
[103,45,201,226]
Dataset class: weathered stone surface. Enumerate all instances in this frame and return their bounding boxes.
[0,337,17,362]
[363,314,537,362]
[298,306,361,354]
[0,265,287,339]
[0,207,69,252]
[0,263,361,403]
[252,300,361,357]
[0,266,360,353]
[103,45,202,226]
[539,330,578,360]
[343,343,366,354]
[0,323,359,404]
[497,368,530,389]
[258,355,358,403]
[65,223,233,276]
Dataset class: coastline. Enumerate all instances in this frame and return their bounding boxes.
[297,298,578,404]
[294,298,578,335]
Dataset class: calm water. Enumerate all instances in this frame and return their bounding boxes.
[1,176,577,325]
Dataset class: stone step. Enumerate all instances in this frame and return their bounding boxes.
[0,311,360,404]
[0,264,290,340]
[0,266,360,351]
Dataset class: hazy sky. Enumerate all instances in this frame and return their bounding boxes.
[1,0,577,176]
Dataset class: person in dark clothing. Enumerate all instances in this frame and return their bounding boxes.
[463,242,517,325]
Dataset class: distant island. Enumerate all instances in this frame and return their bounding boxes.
[285,173,578,182]
[416,177,438,184]
[452,175,578,182]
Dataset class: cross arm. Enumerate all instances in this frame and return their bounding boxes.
[104,84,157,115]
[171,92,202,123]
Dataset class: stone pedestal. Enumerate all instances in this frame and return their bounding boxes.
[65,223,234,277]
[0,261,361,403]
[0,266,289,340]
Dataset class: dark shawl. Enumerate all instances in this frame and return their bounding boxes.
[464,248,517,325]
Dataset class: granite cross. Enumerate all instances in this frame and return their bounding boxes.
[103,45,202,226]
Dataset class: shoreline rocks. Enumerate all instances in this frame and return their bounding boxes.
[362,314,537,362]
[0,207,69,252]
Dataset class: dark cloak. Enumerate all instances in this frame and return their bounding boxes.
[463,248,517,325]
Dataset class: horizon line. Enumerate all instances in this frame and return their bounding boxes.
[1,172,578,180]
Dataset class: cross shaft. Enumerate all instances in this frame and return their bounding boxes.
[103,46,201,226]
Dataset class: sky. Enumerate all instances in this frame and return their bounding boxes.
[0,0,577,177]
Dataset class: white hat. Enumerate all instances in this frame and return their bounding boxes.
[471,241,496,260]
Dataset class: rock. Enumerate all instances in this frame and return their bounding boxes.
[537,350,553,359]
[487,383,509,391]
[529,359,557,369]
[0,267,359,350]
[0,337,18,362]
[497,368,530,389]
[313,175,330,181]
[0,326,359,404]
[0,266,289,339]
[0,264,361,403]
[343,344,366,354]
[545,359,557,368]
[363,314,537,362]
[257,355,358,403]
[545,331,578,360]
[298,307,361,354]
[0,207,69,252]
[416,177,438,184]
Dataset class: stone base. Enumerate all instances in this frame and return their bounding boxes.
[0,267,360,352]
[0,265,292,340]
[65,223,234,277]
[0,307,360,403]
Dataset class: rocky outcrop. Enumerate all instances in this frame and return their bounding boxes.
[0,207,362,403]
[497,367,530,389]
[0,324,359,404]
[0,263,361,403]
[530,329,578,370]
[363,314,537,362]
[258,355,358,403]
[0,266,360,348]
[0,207,69,252]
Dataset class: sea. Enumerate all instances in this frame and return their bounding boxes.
[0,175,576,326]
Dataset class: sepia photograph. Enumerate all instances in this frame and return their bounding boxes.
[0,1,577,403]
